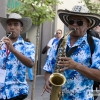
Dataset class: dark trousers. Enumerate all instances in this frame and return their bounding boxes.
[93,81,99,100]
[0,94,27,100]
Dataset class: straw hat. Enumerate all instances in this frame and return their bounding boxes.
[0,13,32,34]
[57,5,100,29]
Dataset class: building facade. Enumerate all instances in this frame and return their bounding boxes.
[0,0,7,38]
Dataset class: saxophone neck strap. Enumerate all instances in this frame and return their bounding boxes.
[56,33,94,58]
[66,46,78,57]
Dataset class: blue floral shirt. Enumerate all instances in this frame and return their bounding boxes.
[0,36,35,99]
[43,34,100,100]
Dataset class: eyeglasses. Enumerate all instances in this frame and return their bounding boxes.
[68,19,83,26]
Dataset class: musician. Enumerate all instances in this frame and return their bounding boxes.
[0,13,35,100]
[46,29,63,57]
[93,24,100,37]
[42,5,100,100]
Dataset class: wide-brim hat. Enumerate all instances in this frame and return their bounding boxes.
[57,5,100,29]
[0,13,32,34]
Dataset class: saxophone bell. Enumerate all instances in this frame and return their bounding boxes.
[49,73,66,86]
[49,73,66,100]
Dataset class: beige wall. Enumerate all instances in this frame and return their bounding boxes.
[27,25,37,46]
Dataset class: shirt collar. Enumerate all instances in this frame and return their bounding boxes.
[13,36,24,45]
[67,33,87,48]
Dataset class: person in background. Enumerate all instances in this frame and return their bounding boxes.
[0,13,35,100]
[42,5,100,100]
[24,38,34,82]
[93,24,100,37]
[46,29,63,57]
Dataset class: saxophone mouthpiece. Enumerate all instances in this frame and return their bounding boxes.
[71,28,76,31]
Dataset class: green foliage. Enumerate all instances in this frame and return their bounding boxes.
[7,0,61,26]
[84,0,100,14]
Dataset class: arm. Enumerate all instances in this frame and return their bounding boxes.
[58,57,100,82]
[46,46,50,50]
[3,37,34,68]
[47,38,54,49]
[12,49,34,68]
[42,42,58,94]
[45,71,51,82]
[75,63,100,81]
[44,71,52,93]
[41,71,51,96]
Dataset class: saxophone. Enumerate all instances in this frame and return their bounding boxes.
[49,28,76,100]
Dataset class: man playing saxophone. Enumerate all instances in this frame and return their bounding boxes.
[42,5,100,100]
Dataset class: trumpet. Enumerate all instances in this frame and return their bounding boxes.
[0,32,12,47]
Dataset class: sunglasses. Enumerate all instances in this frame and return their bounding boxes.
[68,19,83,26]
[56,32,61,34]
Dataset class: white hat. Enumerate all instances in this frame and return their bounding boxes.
[57,5,100,29]
[0,13,32,34]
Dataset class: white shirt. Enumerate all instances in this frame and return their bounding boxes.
[47,37,56,55]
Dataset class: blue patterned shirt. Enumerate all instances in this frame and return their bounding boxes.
[43,34,100,100]
[0,36,35,99]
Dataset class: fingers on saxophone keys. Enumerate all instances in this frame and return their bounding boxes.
[57,59,66,65]
[57,62,68,71]
[60,67,68,72]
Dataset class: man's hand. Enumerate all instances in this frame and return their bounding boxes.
[3,37,15,52]
[57,57,78,71]
[41,78,52,96]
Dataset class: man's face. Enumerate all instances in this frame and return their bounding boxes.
[56,30,62,39]
[6,19,23,39]
[93,25,100,34]
[68,15,91,37]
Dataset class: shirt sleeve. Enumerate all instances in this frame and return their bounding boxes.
[43,41,58,73]
[47,38,55,47]
[91,38,100,70]
[25,42,35,62]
